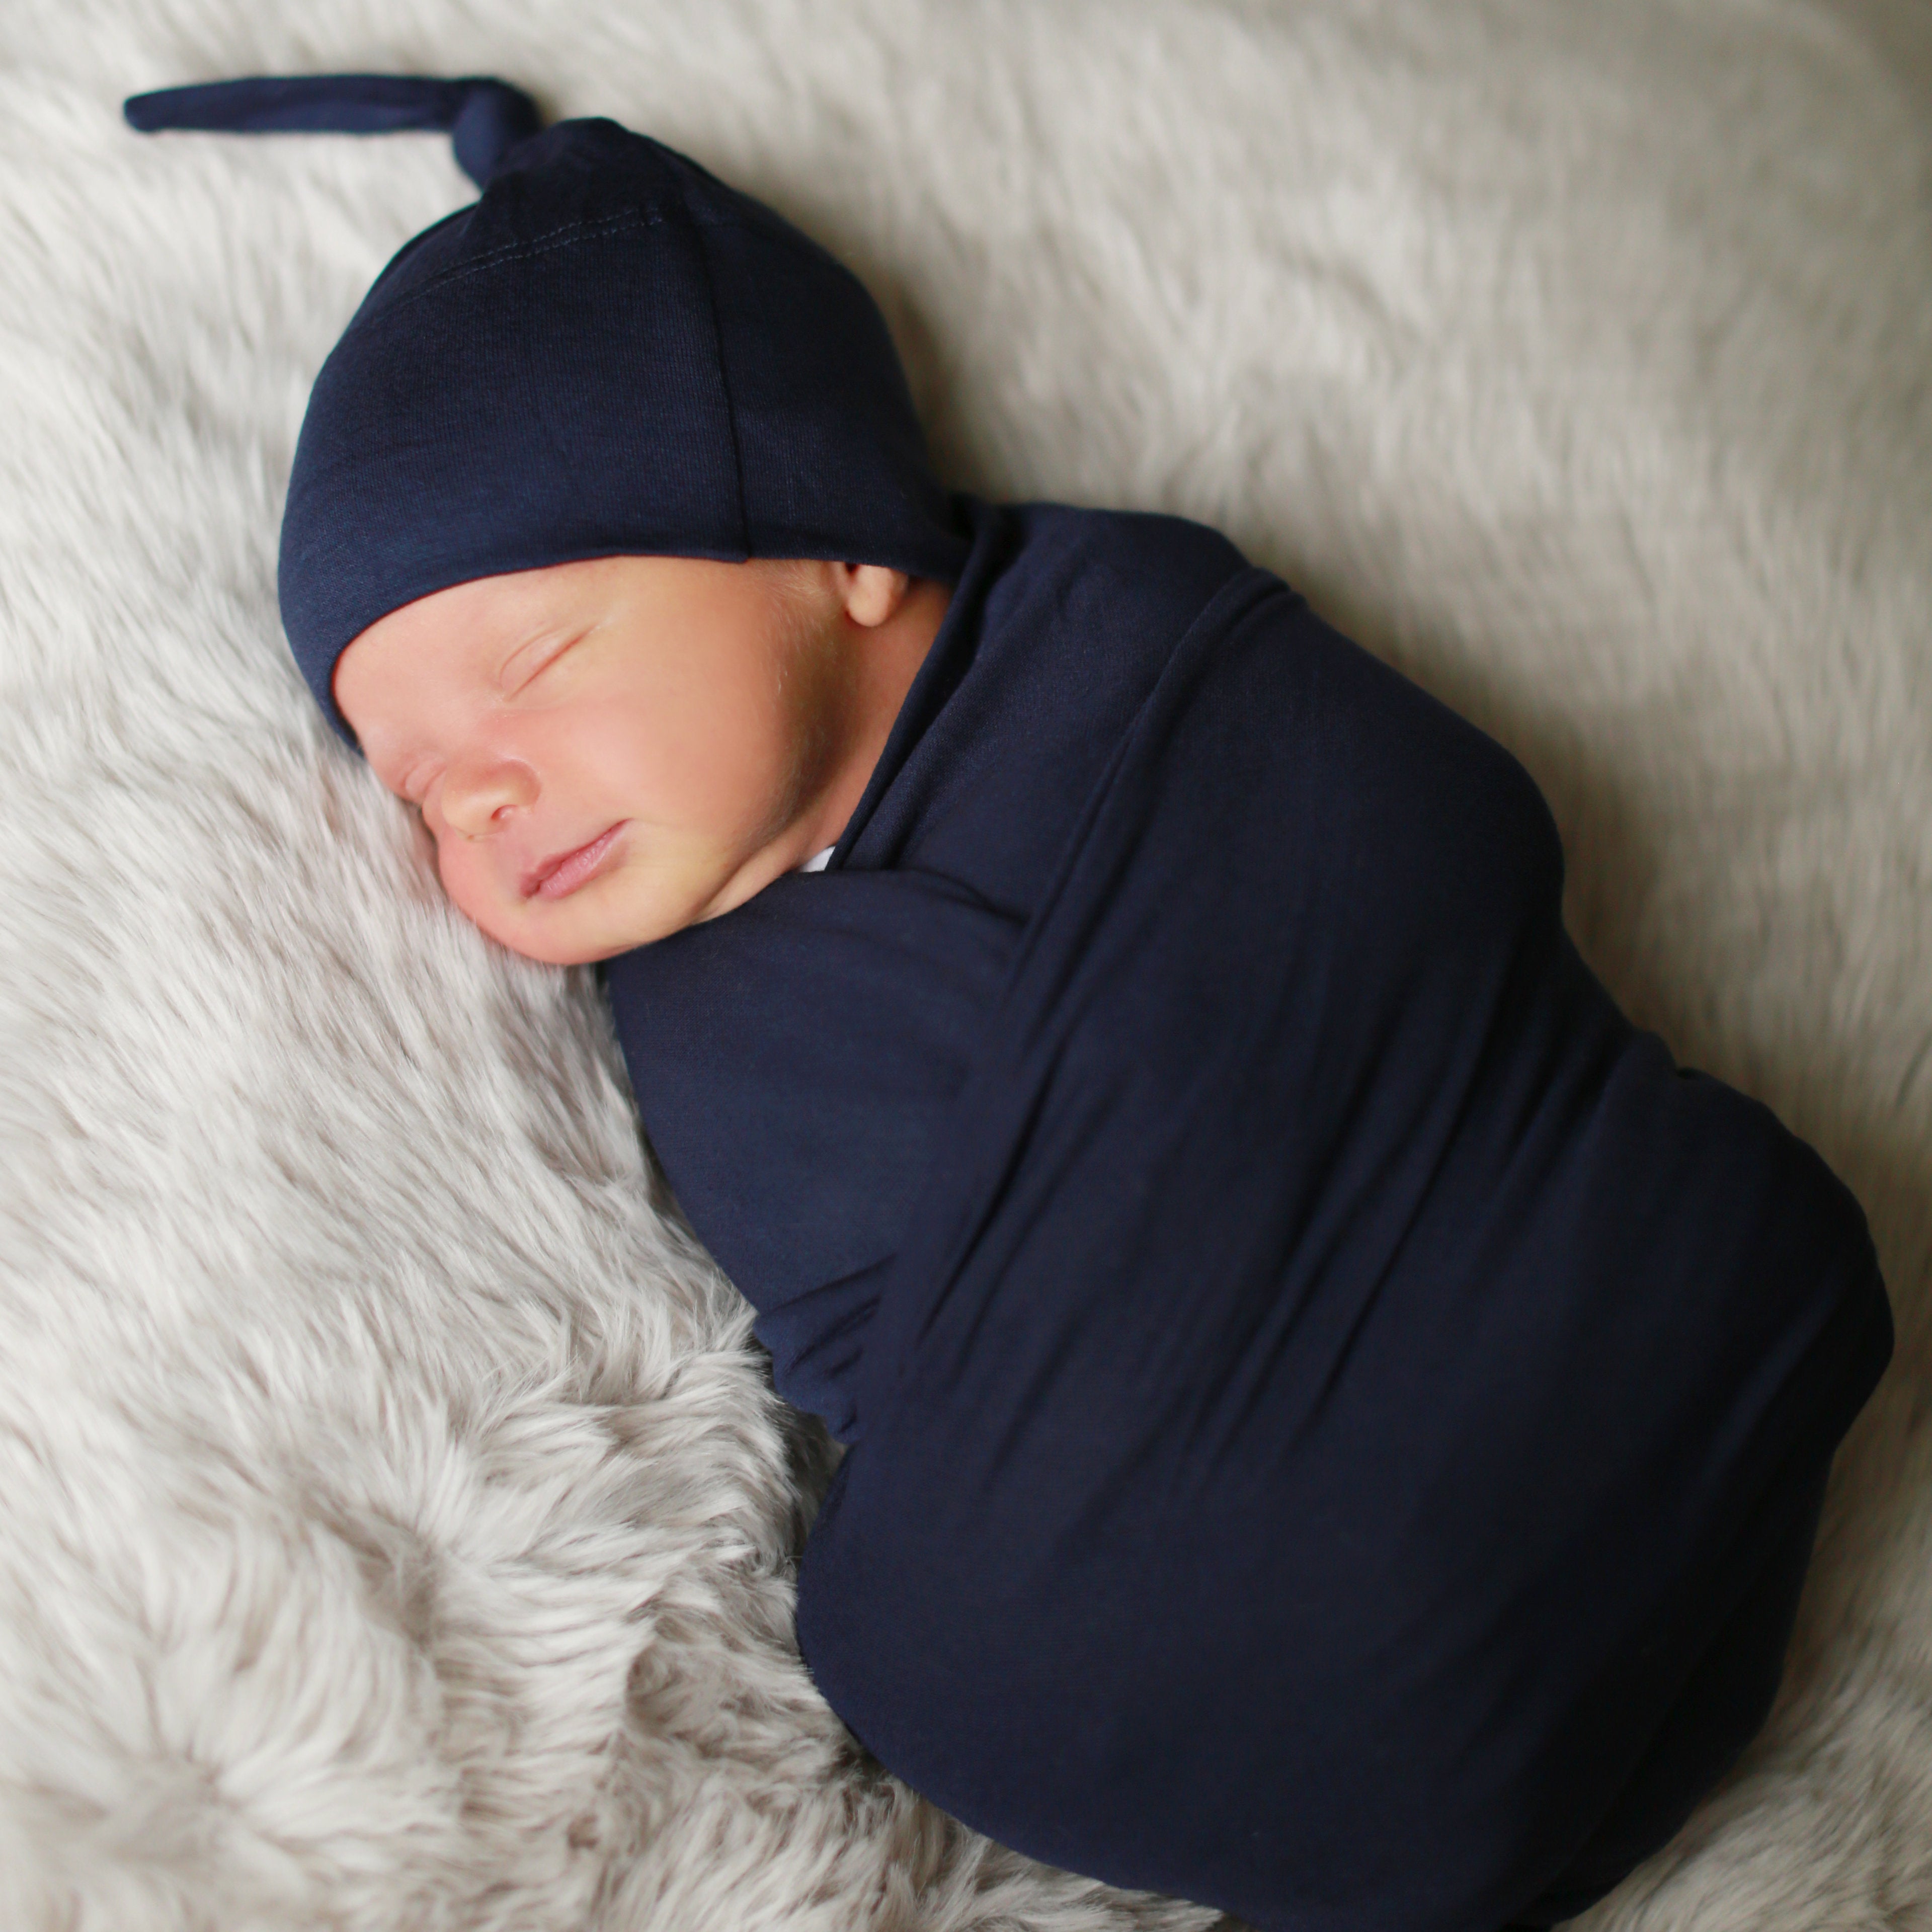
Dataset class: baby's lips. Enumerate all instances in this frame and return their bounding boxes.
[524,822,626,900]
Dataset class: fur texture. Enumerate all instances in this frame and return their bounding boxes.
[1,2,1927,1926]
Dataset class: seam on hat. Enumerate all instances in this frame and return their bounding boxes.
[677,179,754,557]
[374,207,667,321]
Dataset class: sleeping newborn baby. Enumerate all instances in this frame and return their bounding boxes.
[128,75,1893,1932]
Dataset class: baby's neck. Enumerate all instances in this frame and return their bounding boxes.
[789,573,952,863]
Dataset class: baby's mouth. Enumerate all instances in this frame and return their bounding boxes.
[523,823,625,901]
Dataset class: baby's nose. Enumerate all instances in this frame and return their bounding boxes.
[439,752,537,838]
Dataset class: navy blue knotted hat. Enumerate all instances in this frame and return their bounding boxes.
[125,75,969,741]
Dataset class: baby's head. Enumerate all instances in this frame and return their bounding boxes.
[275,104,965,964]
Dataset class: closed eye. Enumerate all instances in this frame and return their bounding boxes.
[499,627,584,694]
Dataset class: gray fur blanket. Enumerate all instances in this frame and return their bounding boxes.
[2,2,1927,1926]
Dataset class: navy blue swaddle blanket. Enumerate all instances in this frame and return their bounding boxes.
[126,75,1894,1932]
[612,497,1890,1931]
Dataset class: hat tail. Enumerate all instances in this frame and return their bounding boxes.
[122,74,543,188]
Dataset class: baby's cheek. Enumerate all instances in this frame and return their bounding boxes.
[432,837,512,938]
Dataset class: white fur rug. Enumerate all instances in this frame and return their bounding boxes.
[2,2,1928,1926]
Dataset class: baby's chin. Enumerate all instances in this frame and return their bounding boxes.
[477,915,653,968]
[464,887,698,967]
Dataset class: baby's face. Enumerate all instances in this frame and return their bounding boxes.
[333,553,884,965]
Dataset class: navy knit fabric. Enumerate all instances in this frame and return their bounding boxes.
[125,75,541,188]
[607,499,1893,1930]
[125,77,969,740]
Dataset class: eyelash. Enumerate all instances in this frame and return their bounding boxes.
[507,631,579,694]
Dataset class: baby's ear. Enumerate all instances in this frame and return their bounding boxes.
[837,562,910,628]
